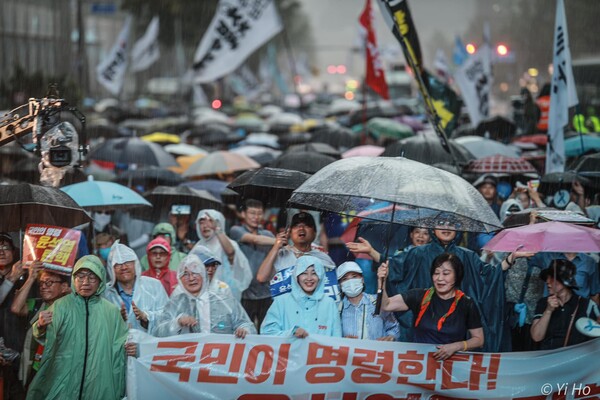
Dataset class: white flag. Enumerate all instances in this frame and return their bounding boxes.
[546,0,579,174]
[192,0,282,83]
[131,16,160,72]
[96,17,132,95]
[454,41,492,127]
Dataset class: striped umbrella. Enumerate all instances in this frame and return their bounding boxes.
[463,155,538,174]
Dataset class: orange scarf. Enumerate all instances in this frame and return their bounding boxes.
[414,287,464,331]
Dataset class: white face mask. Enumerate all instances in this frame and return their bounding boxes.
[341,278,363,298]
[94,213,112,231]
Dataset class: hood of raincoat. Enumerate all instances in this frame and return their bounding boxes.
[106,241,141,287]
[177,254,209,299]
[72,255,106,296]
[195,209,225,242]
[152,222,176,241]
[499,199,524,223]
[146,237,172,270]
[291,255,326,302]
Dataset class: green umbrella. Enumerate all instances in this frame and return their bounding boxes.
[366,117,414,140]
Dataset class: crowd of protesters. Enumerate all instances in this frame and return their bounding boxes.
[1,178,600,399]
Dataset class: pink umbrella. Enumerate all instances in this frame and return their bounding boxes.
[483,221,600,253]
[342,145,385,158]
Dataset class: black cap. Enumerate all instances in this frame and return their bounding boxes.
[0,233,15,248]
[290,212,316,229]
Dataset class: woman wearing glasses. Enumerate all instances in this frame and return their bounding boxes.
[27,255,129,400]
[155,253,255,338]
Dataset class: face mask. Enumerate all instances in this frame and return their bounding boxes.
[98,247,111,261]
[94,213,111,231]
[341,278,363,298]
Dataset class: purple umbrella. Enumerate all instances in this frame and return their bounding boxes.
[483,221,600,253]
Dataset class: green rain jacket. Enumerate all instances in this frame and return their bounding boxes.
[27,256,128,400]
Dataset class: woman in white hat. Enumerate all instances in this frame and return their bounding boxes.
[337,261,399,341]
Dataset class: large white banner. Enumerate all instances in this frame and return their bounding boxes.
[127,331,600,399]
[131,16,160,72]
[96,16,132,95]
[545,0,579,174]
[454,43,492,127]
[193,0,282,83]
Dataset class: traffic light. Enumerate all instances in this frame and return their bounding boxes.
[465,43,477,54]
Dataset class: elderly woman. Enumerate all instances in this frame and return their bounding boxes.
[261,255,341,338]
[378,253,484,360]
[192,209,252,301]
[155,254,255,338]
[337,261,399,341]
[104,241,169,335]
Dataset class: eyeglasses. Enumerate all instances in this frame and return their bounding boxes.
[0,245,12,251]
[74,272,99,283]
[150,250,168,257]
[114,261,135,270]
[39,280,62,288]
[180,272,201,280]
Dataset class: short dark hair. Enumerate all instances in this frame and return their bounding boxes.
[40,269,71,285]
[430,253,464,288]
[242,199,264,211]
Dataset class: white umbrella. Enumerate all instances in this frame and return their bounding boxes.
[455,136,522,158]
[164,143,209,156]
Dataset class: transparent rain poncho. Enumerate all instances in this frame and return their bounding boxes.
[193,209,252,300]
[155,254,255,337]
[104,241,169,334]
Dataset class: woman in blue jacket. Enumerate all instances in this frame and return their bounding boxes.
[261,255,341,338]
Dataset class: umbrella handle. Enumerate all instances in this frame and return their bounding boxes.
[374,277,385,316]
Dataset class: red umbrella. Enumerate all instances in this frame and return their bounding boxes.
[463,155,537,174]
[512,134,548,147]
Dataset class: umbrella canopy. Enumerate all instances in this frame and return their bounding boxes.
[326,99,361,116]
[366,117,414,140]
[342,145,385,158]
[228,167,311,207]
[310,125,360,150]
[475,115,517,141]
[564,135,600,157]
[86,119,120,139]
[88,137,178,168]
[503,207,595,228]
[114,167,184,187]
[463,155,538,175]
[170,154,206,174]
[512,134,548,147]
[289,157,502,233]
[239,133,280,148]
[234,114,268,133]
[538,171,595,195]
[483,221,600,253]
[61,179,152,211]
[277,132,312,147]
[0,183,92,231]
[181,180,239,204]
[141,132,180,145]
[164,143,209,157]
[131,185,222,222]
[382,134,474,165]
[286,142,341,158]
[454,136,521,158]
[182,151,260,179]
[269,151,336,174]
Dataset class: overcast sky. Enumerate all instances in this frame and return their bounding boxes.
[300,0,477,86]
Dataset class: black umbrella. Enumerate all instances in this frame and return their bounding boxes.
[382,134,474,165]
[228,167,311,207]
[131,185,222,222]
[538,171,597,196]
[269,151,336,174]
[114,167,183,187]
[87,120,120,139]
[277,132,312,148]
[310,125,360,150]
[88,137,178,167]
[0,183,92,231]
[6,157,87,185]
[286,142,341,158]
[573,152,600,173]
[475,116,517,142]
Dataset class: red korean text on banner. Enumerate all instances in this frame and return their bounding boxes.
[22,224,81,275]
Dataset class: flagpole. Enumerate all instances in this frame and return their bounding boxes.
[281,29,305,111]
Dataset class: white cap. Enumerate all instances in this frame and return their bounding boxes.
[336,261,363,280]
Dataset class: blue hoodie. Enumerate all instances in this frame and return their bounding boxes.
[261,256,342,337]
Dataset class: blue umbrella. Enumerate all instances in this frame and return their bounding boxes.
[61,179,152,211]
[565,135,600,157]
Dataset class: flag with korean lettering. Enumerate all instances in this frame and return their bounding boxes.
[131,16,160,72]
[96,16,132,95]
[359,0,389,99]
[22,224,81,275]
[193,0,283,83]
[546,0,578,174]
